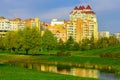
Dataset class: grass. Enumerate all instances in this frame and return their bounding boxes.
[71,45,120,56]
[0,45,120,80]
[0,64,99,80]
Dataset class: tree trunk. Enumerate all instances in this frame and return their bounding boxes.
[26,49,29,55]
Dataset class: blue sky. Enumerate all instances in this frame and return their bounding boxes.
[0,0,120,33]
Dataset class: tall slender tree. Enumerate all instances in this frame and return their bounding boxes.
[65,36,74,50]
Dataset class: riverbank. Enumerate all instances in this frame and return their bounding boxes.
[0,45,120,80]
[0,53,120,73]
[0,64,98,80]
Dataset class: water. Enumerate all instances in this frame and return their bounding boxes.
[7,62,120,80]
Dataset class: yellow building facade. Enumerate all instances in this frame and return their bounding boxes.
[47,19,67,42]
[0,17,40,37]
[68,5,98,42]
[25,17,40,30]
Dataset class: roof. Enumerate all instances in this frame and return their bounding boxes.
[86,5,92,10]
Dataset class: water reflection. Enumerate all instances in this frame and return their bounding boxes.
[8,62,120,80]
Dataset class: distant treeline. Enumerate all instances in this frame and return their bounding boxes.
[0,27,120,55]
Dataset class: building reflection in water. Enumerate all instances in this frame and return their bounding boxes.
[16,63,98,78]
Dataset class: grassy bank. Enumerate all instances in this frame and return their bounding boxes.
[0,54,120,73]
[0,64,99,80]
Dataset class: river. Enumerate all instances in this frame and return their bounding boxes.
[6,62,120,80]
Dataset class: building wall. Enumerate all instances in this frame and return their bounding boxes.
[48,20,67,42]
[68,5,98,42]
[25,17,40,30]
[114,33,120,41]
[0,17,40,37]
[99,31,110,38]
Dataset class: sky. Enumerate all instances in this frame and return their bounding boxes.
[0,0,120,33]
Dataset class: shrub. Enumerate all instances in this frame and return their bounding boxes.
[100,53,120,58]
[56,51,64,56]
[65,52,71,56]
[56,51,71,56]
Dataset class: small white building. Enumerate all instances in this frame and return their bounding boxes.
[51,19,64,26]
[114,32,120,41]
[99,31,110,38]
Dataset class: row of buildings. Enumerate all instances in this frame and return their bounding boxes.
[0,5,119,42]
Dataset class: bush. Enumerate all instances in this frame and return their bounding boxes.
[56,51,64,56]
[65,52,71,56]
[56,51,71,56]
[100,53,120,58]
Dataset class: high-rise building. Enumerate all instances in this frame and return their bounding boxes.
[68,5,98,42]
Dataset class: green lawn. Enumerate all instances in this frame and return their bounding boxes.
[0,64,99,80]
[0,45,120,80]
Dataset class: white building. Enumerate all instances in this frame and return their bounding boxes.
[114,32,120,41]
[51,19,64,26]
[99,31,110,38]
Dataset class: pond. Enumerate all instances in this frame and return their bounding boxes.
[6,62,120,80]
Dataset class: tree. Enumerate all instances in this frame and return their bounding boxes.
[0,35,5,50]
[65,36,74,50]
[4,31,17,53]
[96,37,109,48]
[42,29,57,52]
[108,36,120,46]
[21,27,41,55]
[72,42,80,51]
[57,38,65,51]
[80,38,91,51]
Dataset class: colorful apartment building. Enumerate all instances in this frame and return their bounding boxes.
[0,5,98,43]
[47,19,67,42]
[25,17,40,30]
[0,17,40,37]
[68,5,98,42]
[0,17,26,37]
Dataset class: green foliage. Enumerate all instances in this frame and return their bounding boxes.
[0,36,5,50]
[57,39,65,51]
[21,27,41,54]
[42,29,57,52]
[2,27,41,55]
[65,36,74,50]
[80,38,91,51]
[4,31,17,53]
[72,42,80,51]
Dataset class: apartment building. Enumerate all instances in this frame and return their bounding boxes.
[47,19,67,42]
[25,17,40,30]
[68,5,98,42]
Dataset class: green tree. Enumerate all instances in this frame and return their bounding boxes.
[57,38,65,51]
[72,42,80,51]
[42,29,57,52]
[0,35,5,50]
[65,36,74,50]
[108,36,120,46]
[21,27,41,55]
[80,38,91,51]
[96,37,109,48]
[4,31,17,53]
